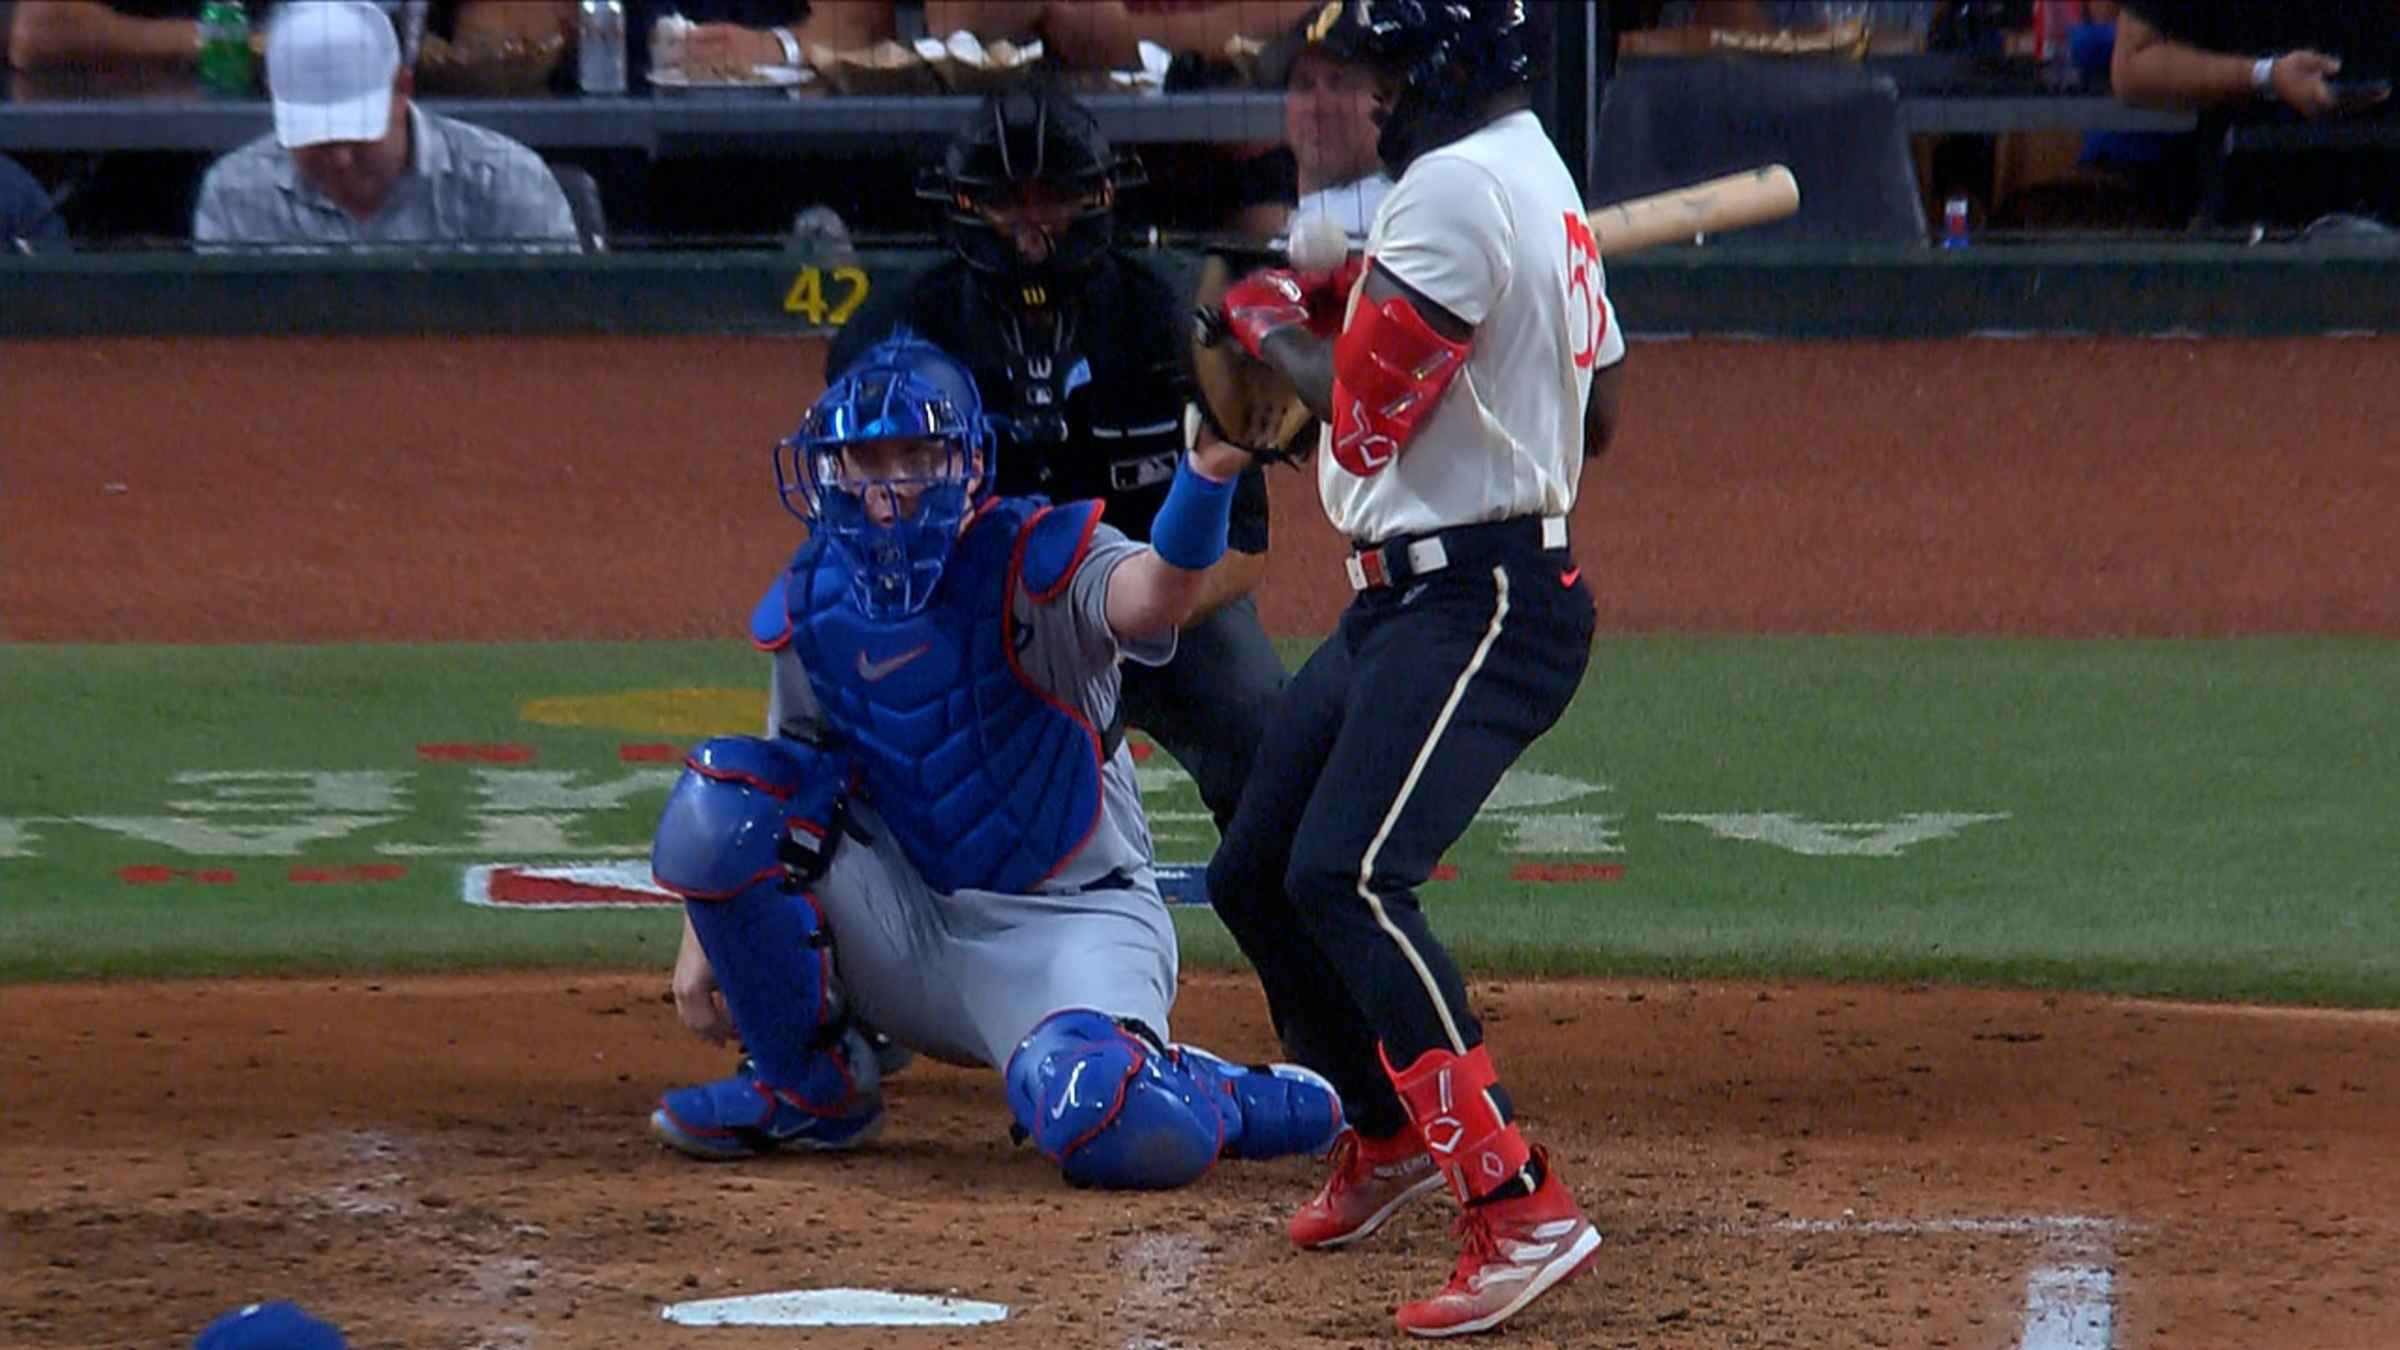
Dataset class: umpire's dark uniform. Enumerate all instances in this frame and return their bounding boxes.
[828,251,1286,830]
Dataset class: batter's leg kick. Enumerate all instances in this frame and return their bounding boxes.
[1117,594,1287,832]
[645,736,885,1160]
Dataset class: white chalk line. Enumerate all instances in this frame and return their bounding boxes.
[1729,1214,2126,1349]
[1755,1214,2128,1243]
[1116,1233,1205,1350]
[2023,1265,2115,1350]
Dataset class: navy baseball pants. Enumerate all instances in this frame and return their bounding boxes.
[1206,519,1596,1139]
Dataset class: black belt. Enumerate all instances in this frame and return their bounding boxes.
[1345,515,1570,591]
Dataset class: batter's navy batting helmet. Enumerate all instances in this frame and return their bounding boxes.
[1342,0,1535,172]
[921,78,1142,308]
[778,334,990,619]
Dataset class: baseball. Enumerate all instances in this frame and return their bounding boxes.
[1287,210,1350,276]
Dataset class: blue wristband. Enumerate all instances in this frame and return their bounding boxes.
[1148,457,1236,571]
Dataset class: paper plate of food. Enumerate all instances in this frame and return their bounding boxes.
[648,63,812,91]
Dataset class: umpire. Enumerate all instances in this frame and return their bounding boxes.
[827,80,1285,835]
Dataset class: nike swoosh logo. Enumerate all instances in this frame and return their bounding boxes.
[1560,567,1582,588]
[856,643,932,682]
[1050,1061,1087,1120]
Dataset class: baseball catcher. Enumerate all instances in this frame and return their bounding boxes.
[646,332,1342,1189]
[830,81,1290,841]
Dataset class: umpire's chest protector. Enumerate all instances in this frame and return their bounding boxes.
[754,498,1108,897]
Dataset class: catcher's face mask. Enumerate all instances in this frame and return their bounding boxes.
[778,367,985,620]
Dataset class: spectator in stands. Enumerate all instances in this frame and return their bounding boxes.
[7,3,237,243]
[7,0,215,69]
[645,0,887,81]
[2113,3,2394,122]
[5,2,566,72]
[2111,1,2400,227]
[926,0,1314,72]
[472,1,890,87]
[2056,2,2198,224]
[2,151,69,250]
[1620,1,1930,57]
[193,1,574,249]
[1228,0,1390,241]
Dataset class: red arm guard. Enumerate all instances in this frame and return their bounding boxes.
[1328,289,1473,477]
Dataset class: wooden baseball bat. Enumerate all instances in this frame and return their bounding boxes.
[1587,164,1800,256]
[1121,165,1800,263]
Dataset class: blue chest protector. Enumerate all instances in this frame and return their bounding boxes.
[752,496,1109,896]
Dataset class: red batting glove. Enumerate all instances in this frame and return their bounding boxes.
[1220,269,1312,361]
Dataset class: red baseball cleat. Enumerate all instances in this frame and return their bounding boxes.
[1394,1149,1602,1338]
[1288,1127,1445,1250]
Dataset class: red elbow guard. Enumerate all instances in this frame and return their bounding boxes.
[1329,291,1472,477]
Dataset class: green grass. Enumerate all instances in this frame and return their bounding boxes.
[3,637,2396,1003]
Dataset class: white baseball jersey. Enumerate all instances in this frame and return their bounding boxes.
[1296,170,1394,243]
[1318,110,1625,544]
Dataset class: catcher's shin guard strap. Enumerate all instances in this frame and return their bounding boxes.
[1383,1042,1531,1205]
[1329,292,1471,478]
[1148,457,1236,572]
[1005,1009,1227,1189]
[680,882,862,1114]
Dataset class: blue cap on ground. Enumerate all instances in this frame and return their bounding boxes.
[193,1302,348,1350]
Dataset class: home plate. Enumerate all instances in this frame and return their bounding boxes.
[659,1288,1010,1327]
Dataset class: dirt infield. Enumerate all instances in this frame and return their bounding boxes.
[6,335,2400,1347]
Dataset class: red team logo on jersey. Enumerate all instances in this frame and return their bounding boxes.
[1563,211,1607,370]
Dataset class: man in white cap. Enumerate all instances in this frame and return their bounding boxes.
[194,0,574,250]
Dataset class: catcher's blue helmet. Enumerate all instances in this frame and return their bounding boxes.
[778,332,992,619]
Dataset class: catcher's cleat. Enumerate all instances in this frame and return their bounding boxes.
[1170,1043,1345,1161]
[860,1022,915,1079]
[1289,1127,1445,1250]
[651,1058,884,1161]
[1394,1148,1602,1338]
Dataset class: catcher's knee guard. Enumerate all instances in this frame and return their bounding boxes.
[652,736,867,1116]
[1004,1011,1345,1190]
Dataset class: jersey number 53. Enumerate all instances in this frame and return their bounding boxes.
[1562,212,1607,371]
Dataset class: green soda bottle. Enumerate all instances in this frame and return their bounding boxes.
[197,1,255,95]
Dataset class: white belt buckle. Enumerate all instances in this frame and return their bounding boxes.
[1541,516,1569,549]
[1344,553,1371,590]
[1406,537,1450,577]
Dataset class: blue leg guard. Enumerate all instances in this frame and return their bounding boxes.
[649,737,881,1159]
[1171,1043,1346,1161]
[1004,1011,1346,1189]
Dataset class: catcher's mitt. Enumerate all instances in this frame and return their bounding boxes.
[1186,254,1317,464]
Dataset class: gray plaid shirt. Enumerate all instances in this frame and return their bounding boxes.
[193,104,576,251]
